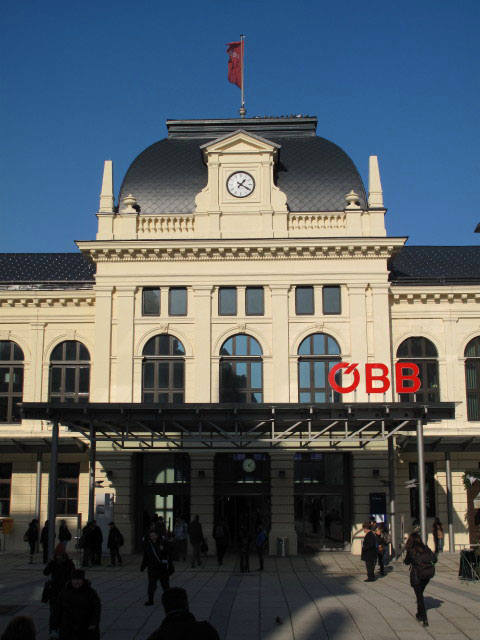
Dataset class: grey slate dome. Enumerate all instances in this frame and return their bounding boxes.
[118,117,367,214]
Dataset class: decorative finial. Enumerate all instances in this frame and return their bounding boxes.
[345,190,361,210]
[239,105,247,118]
[122,194,137,213]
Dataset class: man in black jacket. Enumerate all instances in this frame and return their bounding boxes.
[91,520,103,566]
[147,587,220,640]
[141,531,173,606]
[107,521,124,567]
[52,568,101,640]
[361,521,377,582]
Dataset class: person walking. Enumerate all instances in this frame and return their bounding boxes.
[255,524,267,572]
[0,616,36,640]
[146,587,220,640]
[43,544,75,634]
[107,522,124,567]
[51,568,101,640]
[91,520,103,566]
[238,526,250,573]
[212,518,229,566]
[188,515,204,568]
[361,521,377,582]
[374,523,388,576]
[80,522,94,567]
[404,532,437,627]
[40,521,51,564]
[432,518,444,553]
[141,531,173,606]
[24,519,39,564]
[173,516,188,562]
[58,520,72,551]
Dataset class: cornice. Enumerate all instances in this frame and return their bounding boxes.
[391,289,480,305]
[77,238,406,263]
[0,293,95,308]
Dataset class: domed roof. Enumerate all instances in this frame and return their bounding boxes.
[118,117,366,214]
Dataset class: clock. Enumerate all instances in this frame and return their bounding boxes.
[227,171,255,198]
[242,458,256,473]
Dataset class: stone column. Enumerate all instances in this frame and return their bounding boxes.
[193,286,213,402]
[189,454,215,554]
[115,286,136,402]
[91,286,113,401]
[29,322,45,401]
[348,284,368,400]
[269,453,297,556]
[270,285,290,402]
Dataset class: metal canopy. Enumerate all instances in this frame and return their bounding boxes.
[0,436,88,454]
[21,402,456,450]
[398,435,480,453]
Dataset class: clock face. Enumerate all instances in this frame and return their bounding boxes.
[227,171,255,198]
[242,458,256,473]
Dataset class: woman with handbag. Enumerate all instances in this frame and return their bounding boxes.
[43,544,75,634]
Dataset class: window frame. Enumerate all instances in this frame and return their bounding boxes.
[219,334,263,403]
[245,287,265,316]
[0,341,24,424]
[168,287,187,317]
[322,285,342,315]
[57,462,80,516]
[465,337,480,421]
[142,287,161,316]
[0,463,12,516]
[218,287,237,316]
[295,286,314,315]
[297,333,342,403]
[396,337,439,403]
[142,334,185,404]
[49,341,90,403]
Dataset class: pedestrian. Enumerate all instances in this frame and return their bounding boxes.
[107,521,124,567]
[58,520,72,551]
[141,530,173,606]
[404,531,437,627]
[173,515,188,562]
[51,568,101,640]
[374,523,388,576]
[432,518,444,553]
[361,521,377,582]
[146,587,220,640]
[212,518,229,566]
[188,515,204,568]
[238,526,250,573]
[255,524,267,572]
[151,514,167,537]
[43,544,75,633]
[91,520,103,566]
[40,520,51,564]
[0,616,36,640]
[24,519,39,564]
[80,522,94,567]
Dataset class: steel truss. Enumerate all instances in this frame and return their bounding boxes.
[21,402,456,450]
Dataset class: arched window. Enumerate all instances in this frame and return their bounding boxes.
[396,337,439,403]
[220,334,263,403]
[297,333,341,403]
[465,337,480,421]
[49,341,90,403]
[142,334,185,403]
[0,341,24,422]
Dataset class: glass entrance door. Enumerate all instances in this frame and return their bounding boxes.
[295,494,344,551]
[214,495,270,545]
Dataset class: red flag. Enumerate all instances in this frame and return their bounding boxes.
[226,41,242,88]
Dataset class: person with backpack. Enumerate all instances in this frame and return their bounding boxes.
[212,518,229,566]
[255,524,267,571]
[107,522,124,567]
[404,531,437,627]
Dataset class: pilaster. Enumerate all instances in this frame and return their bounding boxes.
[269,453,297,555]
[91,287,113,402]
[270,285,290,402]
[29,322,45,402]
[371,284,394,400]
[189,453,214,552]
[193,286,212,402]
[348,284,368,400]
[115,286,136,402]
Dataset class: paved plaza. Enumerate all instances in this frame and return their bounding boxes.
[0,550,480,639]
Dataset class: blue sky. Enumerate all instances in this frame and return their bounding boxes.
[1,0,479,252]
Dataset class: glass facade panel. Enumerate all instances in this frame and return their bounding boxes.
[169,288,187,316]
[322,286,341,315]
[49,341,90,403]
[295,286,314,315]
[142,288,160,315]
[0,341,24,422]
[246,287,264,315]
[219,287,237,315]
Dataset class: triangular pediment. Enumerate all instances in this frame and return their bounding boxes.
[200,129,281,154]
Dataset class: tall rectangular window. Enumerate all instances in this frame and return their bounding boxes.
[409,462,436,518]
[219,287,237,316]
[143,288,160,316]
[323,286,341,315]
[169,287,187,316]
[246,287,264,316]
[57,463,80,515]
[295,286,314,315]
[0,463,12,516]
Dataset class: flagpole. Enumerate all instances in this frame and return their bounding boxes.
[239,34,246,118]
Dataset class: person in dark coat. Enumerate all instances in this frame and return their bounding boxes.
[212,518,229,566]
[255,524,267,572]
[43,544,75,632]
[24,519,39,564]
[404,532,437,627]
[91,520,103,566]
[58,520,72,551]
[238,526,250,573]
[374,523,388,576]
[188,515,204,568]
[146,587,220,640]
[141,531,173,606]
[80,522,94,567]
[432,518,444,553]
[361,522,377,582]
[40,521,52,564]
[0,615,36,640]
[52,568,101,640]
[107,521,124,567]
